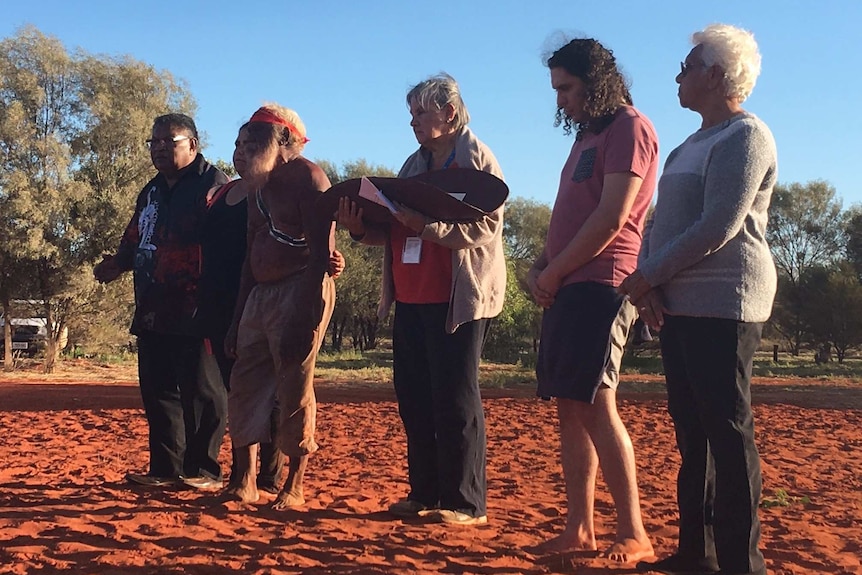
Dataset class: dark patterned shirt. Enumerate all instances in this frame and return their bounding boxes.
[115,154,228,336]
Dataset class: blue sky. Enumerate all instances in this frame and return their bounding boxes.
[3,0,860,209]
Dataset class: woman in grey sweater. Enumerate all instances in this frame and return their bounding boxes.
[620,24,776,575]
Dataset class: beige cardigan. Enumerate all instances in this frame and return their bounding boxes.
[362,126,507,333]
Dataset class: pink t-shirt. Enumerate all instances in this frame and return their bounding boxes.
[545,105,658,287]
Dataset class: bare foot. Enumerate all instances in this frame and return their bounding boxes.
[272,489,305,510]
[223,482,259,504]
[603,538,654,563]
[530,532,598,555]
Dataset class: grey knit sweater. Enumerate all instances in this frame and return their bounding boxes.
[638,112,778,322]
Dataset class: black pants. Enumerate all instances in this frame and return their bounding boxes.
[211,340,284,486]
[393,303,488,517]
[137,332,227,480]
[660,316,765,575]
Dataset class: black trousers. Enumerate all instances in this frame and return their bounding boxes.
[660,316,766,575]
[211,340,284,485]
[393,303,488,517]
[137,331,227,480]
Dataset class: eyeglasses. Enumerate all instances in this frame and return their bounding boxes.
[679,61,703,77]
[145,135,193,149]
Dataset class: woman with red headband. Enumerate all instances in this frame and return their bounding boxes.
[223,103,339,509]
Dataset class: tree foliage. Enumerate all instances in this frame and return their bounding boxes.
[0,25,196,370]
[843,207,862,282]
[212,158,238,180]
[482,257,540,363]
[489,197,549,362]
[797,263,862,363]
[766,180,847,355]
[503,197,551,264]
[767,180,846,285]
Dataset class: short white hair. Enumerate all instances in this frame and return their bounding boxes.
[406,73,471,132]
[693,24,761,102]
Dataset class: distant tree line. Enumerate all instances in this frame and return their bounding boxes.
[3,26,861,372]
[0,26,194,372]
[766,180,862,363]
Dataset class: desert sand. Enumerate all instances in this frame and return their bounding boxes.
[0,364,860,575]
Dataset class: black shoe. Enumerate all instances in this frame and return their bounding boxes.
[388,498,431,518]
[637,553,719,575]
[125,473,176,487]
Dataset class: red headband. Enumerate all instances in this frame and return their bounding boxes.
[248,107,309,143]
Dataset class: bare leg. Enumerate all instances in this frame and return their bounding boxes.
[580,388,653,563]
[536,398,599,553]
[272,455,307,510]
[224,443,259,503]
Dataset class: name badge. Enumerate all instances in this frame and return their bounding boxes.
[402,237,422,264]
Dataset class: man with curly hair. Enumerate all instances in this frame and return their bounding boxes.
[527,38,657,563]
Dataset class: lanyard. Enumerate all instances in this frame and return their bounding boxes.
[428,148,456,171]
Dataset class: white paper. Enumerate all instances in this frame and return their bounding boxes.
[448,193,466,201]
[358,176,397,213]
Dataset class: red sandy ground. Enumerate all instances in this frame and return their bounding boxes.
[0,362,860,575]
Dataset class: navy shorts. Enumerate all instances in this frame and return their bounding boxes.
[536,282,633,403]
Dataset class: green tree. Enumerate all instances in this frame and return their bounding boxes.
[482,257,539,363]
[767,180,846,355]
[843,207,862,282]
[768,180,845,283]
[212,158,238,179]
[503,197,552,264]
[0,265,39,369]
[497,197,550,360]
[0,25,196,370]
[799,263,862,363]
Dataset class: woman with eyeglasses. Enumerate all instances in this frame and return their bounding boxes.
[620,24,777,575]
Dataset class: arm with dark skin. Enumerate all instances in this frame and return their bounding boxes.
[281,162,333,361]
[336,196,388,246]
[94,198,141,283]
[328,249,345,278]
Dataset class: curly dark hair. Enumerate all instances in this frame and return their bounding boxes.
[546,38,632,139]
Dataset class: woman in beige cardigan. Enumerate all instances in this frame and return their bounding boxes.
[337,73,505,525]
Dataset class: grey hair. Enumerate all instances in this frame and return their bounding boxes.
[693,23,761,102]
[406,73,471,132]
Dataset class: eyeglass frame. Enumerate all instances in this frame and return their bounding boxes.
[145,135,194,149]
[681,57,717,77]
